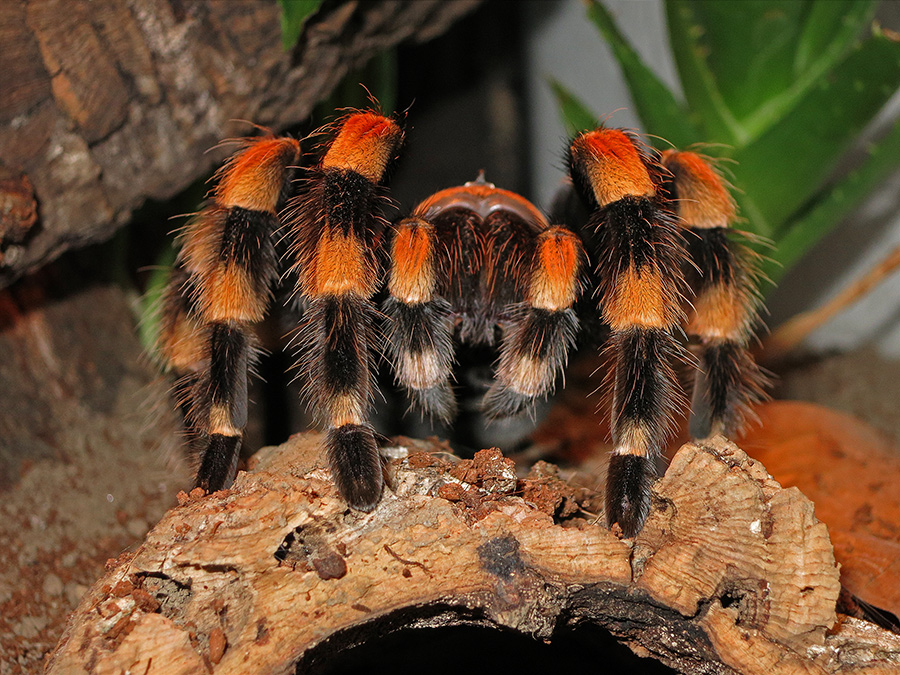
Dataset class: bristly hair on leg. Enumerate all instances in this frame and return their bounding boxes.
[158,134,301,492]
[568,127,690,538]
[660,150,769,439]
[283,110,404,510]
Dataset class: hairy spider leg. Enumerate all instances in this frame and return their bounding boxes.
[482,225,583,417]
[159,259,206,446]
[383,215,457,422]
[661,150,768,438]
[569,129,689,538]
[160,136,302,491]
[286,111,403,511]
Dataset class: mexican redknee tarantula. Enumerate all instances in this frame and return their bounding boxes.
[158,108,766,537]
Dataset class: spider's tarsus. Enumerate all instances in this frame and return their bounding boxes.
[195,433,241,492]
[326,424,383,511]
[408,384,458,424]
[605,454,653,538]
[481,388,532,419]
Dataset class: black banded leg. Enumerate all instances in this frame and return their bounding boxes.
[567,128,689,537]
[158,136,298,493]
[299,295,382,510]
[606,328,682,536]
[385,216,458,423]
[484,225,582,418]
[659,150,768,439]
[383,296,456,423]
[195,320,252,491]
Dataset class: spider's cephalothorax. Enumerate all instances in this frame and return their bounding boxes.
[383,173,583,426]
[157,108,766,538]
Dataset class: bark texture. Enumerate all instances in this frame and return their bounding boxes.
[46,433,900,674]
[0,0,480,286]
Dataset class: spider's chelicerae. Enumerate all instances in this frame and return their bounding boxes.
[158,109,767,538]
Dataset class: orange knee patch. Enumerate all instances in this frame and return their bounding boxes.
[216,137,300,213]
[528,227,581,311]
[661,150,734,229]
[161,309,206,373]
[501,355,553,397]
[328,394,365,428]
[309,229,375,297]
[603,267,681,330]
[322,112,403,184]
[389,218,436,303]
[612,421,651,458]
[209,404,240,437]
[687,283,752,341]
[571,129,655,208]
[395,349,446,390]
[200,264,268,323]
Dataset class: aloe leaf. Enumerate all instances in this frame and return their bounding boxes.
[683,0,810,122]
[138,243,176,355]
[584,0,699,148]
[739,0,878,142]
[762,118,900,284]
[794,0,877,77]
[732,30,900,231]
[551,79,600,136]
[279,0,323,52]
[666,0,745,144]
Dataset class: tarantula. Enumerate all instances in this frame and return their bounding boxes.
[158,109,766,537]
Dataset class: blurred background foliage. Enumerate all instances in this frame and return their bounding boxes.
[553,0,900,286]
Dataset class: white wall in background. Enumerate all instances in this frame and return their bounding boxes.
[522,0,900,356]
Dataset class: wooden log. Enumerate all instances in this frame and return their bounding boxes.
[46,434,900,674]
[0,0,481,286]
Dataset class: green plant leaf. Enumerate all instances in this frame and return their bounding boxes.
[794,0,877,79]
[683,1,807,122]
[665,1,876,146]
[732,30,900,232]
[584,0,699,149]
[666,0,745,144]
[714,0,876,143]
[138,243,176,356]
[763,117,900,283]
[550,79,600,136]
[279,0,323,52]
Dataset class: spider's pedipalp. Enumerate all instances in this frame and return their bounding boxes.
[661,150,768,438]
[483,226,583,418]
[570,128,689,538]
[160,135,301,492]
[384,216,457,422]
[286,111,403,511]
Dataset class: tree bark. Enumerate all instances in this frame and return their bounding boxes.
[0,0,481,286]
[46,434,900,674]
